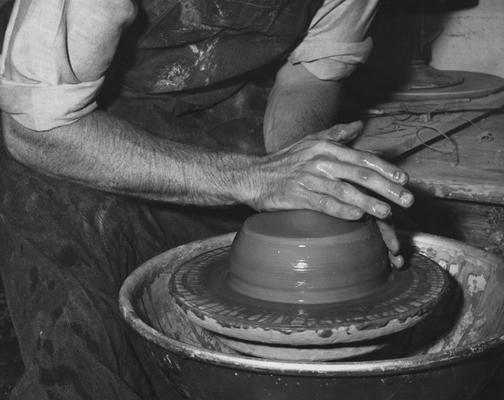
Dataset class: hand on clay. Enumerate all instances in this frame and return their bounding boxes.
[376,219,404,269]
[253,121,413,268]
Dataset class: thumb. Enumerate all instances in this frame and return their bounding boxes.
[317,121,363,144]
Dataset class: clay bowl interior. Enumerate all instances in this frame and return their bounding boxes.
[120,233,504,400]
[228,210,390,304]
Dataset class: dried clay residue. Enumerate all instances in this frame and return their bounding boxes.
[467,274,487,296]
[442,307,475,351]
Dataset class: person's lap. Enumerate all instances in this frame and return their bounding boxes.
[0,144,164,399]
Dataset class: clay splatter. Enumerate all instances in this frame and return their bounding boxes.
[155,63,190,91]
[449,263,460,275]
[467,274,487,296]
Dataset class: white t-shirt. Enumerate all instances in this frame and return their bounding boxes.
[0,0,378,131]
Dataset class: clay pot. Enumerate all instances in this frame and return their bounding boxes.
[227,210,390,304]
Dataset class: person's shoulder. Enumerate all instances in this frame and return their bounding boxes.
[81,0,137,27]
[111,0,137,25]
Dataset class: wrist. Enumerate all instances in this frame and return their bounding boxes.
[229,153,266,210]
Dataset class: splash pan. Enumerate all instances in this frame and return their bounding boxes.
[120,233,504,400]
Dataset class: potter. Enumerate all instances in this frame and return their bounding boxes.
[0,0,418,398]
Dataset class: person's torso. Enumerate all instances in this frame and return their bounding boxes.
[120,0,323,95]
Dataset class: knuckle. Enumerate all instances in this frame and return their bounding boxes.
[288,178,307,195]
[309,156,328,171]
[313,139,332,153]
[296,172,311,186]
[332,182,350,199]
[337,181,356,196]
[317,195,331,210]
[356,167,374,182]
[295,179,312,196]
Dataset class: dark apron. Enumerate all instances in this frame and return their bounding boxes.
[126,0,321,93]
[0,1,321,399]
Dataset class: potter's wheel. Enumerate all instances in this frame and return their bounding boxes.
[390,70,504,102]
[169,211,451,360]
[119,233,504,400]
[170,248,447,345]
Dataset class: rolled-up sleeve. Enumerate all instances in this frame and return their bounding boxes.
[289,0,379,81]
[0,0,134,131]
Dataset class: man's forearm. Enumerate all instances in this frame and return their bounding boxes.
[2,110,260,206]
[263,63,342,153]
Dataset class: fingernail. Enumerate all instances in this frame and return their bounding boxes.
[350,208,364,218]
[373,204,390,217]
[400,191,414,206]
[394,255,405,269]
[394,170,407,183]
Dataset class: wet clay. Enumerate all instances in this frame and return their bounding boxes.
[214,334,387,361]
[120,233,504,400]
[170,248,449,345]
[228,211,390,304]
[169,211,450,347]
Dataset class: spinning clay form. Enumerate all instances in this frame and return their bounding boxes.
[170,210,450,357]
[227,210,389,304]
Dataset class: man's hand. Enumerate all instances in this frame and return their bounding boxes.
[262,63,411,268]
[377,219,404,269]
[252,121,413,267]
[254,121,413,218]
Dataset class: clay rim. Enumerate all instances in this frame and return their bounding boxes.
[169,248,450,344]
[227,215,390,304]
[239,218,373,243]
[118,232,504,377]
[214,333,387,361]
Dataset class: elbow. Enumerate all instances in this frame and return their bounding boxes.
[2,112,60,172]
[2,113,30,164]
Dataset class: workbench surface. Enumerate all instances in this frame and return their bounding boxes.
[395,112,504,205]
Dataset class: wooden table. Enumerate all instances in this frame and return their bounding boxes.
[372,111,504,399]
[390,111,504,255]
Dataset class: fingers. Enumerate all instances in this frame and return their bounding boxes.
[376,220,399,253]
[377,219,404,269]
[307,194,365,220]
[298,175,406,268]
[315,159,414,209]
[309,130,409,186]
[298,175,406,267]
[315,121,363,144]
[388,252,404,269]
[299,175,391,219]
[255,122,415,222]
[306,127,413,208]
[331,148,409,186]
